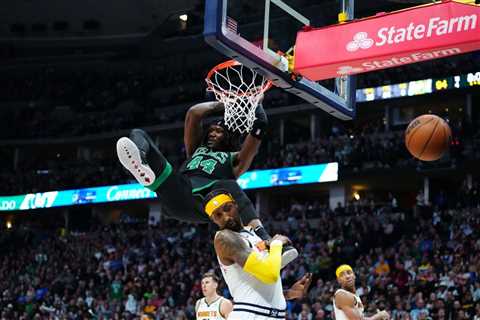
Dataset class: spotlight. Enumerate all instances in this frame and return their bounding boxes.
[179,14,188,22]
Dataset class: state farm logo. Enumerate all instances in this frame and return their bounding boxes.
[345,15,477,52]
[346,32,374,52]
[338,47,461,75]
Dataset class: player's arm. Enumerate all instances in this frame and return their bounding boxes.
[232,103,267,178]
[214,230,284,284]
[195,299,201,314]
[334,291,389,320]
[219,298,233,319]
[334,291,364,320]
[184,101,224,158]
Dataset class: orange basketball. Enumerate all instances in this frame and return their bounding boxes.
[405,114,451,161]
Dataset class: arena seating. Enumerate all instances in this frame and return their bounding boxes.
[0,196,479,319]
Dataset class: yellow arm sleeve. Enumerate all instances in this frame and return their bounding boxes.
[243,240,283,284]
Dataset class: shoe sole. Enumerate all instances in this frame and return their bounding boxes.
[116,137,156,187]
[281,247,299,269]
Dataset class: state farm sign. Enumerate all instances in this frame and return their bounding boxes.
[338,48,462,75]
[295,1,480,80]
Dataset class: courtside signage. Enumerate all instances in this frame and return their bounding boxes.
[237,162,338,190]
[0,162,339,211]
[0,185,158,212]
[295,1,480,80]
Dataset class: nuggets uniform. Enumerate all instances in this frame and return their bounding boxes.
[333,289,364,320]
[196,297,227,320]
[217,228,286,320]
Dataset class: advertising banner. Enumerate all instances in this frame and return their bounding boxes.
[0,185,157,212]
[0,162,338,212]
[295,1,480,80]
[237,163,338,189]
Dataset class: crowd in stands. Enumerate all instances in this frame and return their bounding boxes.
[255,130,413,172]
[0,49,477,197]
[254,115,479,172]
[0,64,205,139]
[0,52,478,139]
[0,116,477,195]
[2,5,480,320]
[0,161,125,197]
[0,219,209,320]
[0,192,479,319]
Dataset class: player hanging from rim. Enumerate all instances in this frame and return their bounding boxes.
[203,189,312,320]
[333,264,390,320]
[195,272,233,320]
[116,99,297,266]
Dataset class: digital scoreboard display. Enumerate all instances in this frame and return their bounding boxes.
[356,71,480,102]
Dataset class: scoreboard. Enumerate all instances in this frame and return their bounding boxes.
[356,71,480,102]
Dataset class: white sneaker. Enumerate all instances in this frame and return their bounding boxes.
[281,246,299,269]
[116,137,156,187]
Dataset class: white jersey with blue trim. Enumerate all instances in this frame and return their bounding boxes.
[195,297,226,320]
[333,289,364,320]
[216,227,286,319]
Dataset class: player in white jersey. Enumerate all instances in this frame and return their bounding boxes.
[202,189,312,320]
[195,272,233,320]
[333,264,390,320]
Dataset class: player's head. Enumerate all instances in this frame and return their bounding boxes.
[201,272,220,297]
[336,264,356,292]
[203,189,242,231]
[203,120,239,152]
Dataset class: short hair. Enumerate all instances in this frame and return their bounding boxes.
[202,272,220,283]
[202,120,241,152]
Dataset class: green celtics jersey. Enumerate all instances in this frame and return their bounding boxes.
[180,146,236,191]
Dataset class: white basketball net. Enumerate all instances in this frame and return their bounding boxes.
[206,61,271,134]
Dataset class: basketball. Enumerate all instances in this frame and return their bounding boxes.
[405,114,452,161]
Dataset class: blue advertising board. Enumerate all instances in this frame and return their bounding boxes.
[0,162,338,211]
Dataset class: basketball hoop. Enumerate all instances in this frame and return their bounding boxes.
[205,60,272,134]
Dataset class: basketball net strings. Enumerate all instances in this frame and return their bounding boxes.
[207,65,269,134]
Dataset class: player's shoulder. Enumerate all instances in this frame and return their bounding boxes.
[215,229,239,240]
[195,297,204,311]
[214,229,250,262]
[215,229,241,247]
[334,289,356,306]
[219,296,232,303]
[334,288,354,296]
[218,297,233,318]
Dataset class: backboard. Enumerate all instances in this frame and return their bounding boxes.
[203,0,356,120]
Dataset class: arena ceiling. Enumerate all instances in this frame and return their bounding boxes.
[1,0,477,73]
[1,0,426,39]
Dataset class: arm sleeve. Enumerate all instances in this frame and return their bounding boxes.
[250,104,268,139]
[243,240,282,284]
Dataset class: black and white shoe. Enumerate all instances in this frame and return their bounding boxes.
[281,246,299,269]
[116,136,156,187]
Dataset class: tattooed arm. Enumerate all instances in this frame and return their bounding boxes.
[214,229,252,266]
[214,230,284,284]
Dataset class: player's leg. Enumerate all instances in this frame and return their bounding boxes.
[116,129,209,223]
[116,128,170,189]
[212,180,298,267]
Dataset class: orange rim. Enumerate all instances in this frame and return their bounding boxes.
[206,60,273,96]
